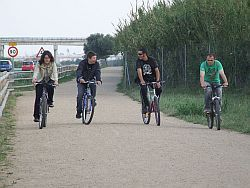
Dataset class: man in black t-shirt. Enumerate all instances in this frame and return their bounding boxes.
[136,48,162,113]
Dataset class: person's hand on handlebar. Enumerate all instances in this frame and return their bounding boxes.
[140,80,146,85]
[79,78,86,84]
[54,80,59,86]
[156,81,161,88]
[223,82,229,87]
[200,82,206,89]
[32,77,37,85]
[96,81,102,86]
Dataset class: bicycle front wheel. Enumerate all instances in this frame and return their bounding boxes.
[214,100,221,130]
[154,96,161,126]
[39,96,47,129]
[82,96,95,125]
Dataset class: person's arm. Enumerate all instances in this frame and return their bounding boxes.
[200,62,206,88]
[136,60,145,85]
[155,67,161,88]
[53,63,59,85]
[219,70,228,86]
[32,63,39,84]
[76,61,85,83]
[95,62,102,85]
[200,71,206,88]
[137,68,145,85]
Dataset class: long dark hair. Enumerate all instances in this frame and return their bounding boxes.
[39,50,54,65]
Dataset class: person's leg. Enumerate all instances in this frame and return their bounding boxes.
[204,82,212,113]
[76,83,86,116]
[47,80,55,106]
[89,83,97,106]
[33,84,43,120]
[89,83,96,98]
[215,84,222,110]
[140,84,149,113]
[155,87,162,98]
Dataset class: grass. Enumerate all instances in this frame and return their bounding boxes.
[118,83,250,134]
[0,93,19,167]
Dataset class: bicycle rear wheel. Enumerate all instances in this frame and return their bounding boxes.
[214,100,221,130]
[154,96,161,126]
[82,96,95,125]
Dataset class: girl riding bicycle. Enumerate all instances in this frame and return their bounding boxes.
[32,50,58,122]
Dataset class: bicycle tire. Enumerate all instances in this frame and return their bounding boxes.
[214,99,221,130]
[82,96,95,125]
[154,96,161,126]
[206,105,214,129]
[39,96,47,129]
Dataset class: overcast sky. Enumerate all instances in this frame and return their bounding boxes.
[1,0,158,56]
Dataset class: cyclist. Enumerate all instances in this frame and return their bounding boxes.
[32,50,58,122]
[136,48,162,114]
[76,51,102,119]
[200,53,229,113]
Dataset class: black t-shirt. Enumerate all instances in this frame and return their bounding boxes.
[136,56,158,82]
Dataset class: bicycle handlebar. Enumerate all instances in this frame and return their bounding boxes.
[206,84,228,89]
[34,82,57,87]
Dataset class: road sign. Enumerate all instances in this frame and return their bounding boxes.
[8,42,17,46]
[36,47,45,58]
[8,46,18,57]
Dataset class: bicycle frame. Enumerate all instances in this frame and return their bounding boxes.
[146,83,158,113]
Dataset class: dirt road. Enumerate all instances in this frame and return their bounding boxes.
[5,67,250,187]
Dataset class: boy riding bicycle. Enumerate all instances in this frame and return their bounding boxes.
[200,54,229,113]
[136,48,162,114]
[76,51,102,119]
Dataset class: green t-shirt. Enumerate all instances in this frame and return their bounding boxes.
[200,60,223,83]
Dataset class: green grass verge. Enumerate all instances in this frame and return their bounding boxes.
[118,83,250,134]
[0,93,19,167]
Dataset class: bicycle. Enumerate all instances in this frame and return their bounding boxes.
[35,81,56,129]
[81,81,96,125]
[205,84,226,130]
[141,81,164,126]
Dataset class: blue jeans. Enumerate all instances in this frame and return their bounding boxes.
[76,83,96,113]
[204,82,222,111]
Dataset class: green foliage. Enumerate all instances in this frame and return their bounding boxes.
[115,0,250,88]
[84,33,115,59]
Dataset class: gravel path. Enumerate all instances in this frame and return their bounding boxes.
[4,67,250,188]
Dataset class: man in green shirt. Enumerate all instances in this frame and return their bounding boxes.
[200,54,229,113]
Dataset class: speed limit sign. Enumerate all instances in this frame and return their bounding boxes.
[8,46,18,58]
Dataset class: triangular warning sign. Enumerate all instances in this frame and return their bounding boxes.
[36,47,45,58]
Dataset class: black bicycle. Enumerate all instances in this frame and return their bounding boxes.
[35,81,56,129]
[205,84,226,130]
[81,81,96,125]
[141,81,164,126]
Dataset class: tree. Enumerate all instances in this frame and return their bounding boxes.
[84,33,115,59]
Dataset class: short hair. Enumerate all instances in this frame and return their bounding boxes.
[39,50,54,65]
[87,51,97,59]
[207,53,216,58]
[138,48,148,55]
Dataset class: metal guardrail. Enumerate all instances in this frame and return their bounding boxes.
[0,72,12,117]
[0,65,77,117]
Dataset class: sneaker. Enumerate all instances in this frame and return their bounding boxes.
[204,108,211,114]
[33,117,39,122]
[94,99,97,107]
[76,113,81,119]
[48,102,54,108]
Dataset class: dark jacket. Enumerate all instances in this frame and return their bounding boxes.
[76,59,101,83]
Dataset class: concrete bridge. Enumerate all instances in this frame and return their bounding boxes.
[0,37,87,62]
